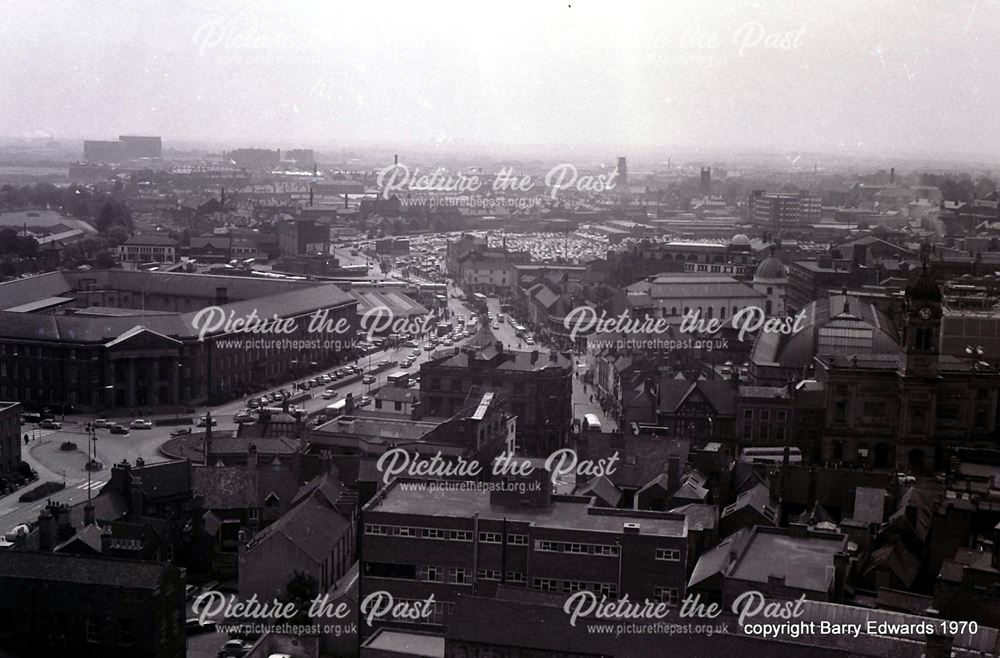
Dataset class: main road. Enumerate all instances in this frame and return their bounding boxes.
[0,288,477,534]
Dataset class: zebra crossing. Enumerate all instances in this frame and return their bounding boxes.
[73,477,109,492]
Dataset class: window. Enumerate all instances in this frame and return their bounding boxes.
[479,532,501,543]
[834,401,846,424]
[448,568,472,585]
[655,548,681,561]
[421,528,445,540]
[760,410,770,423]
[506,571,527,584]
[536,540,559,552]
[654,587,680,605]
[477,569,501,581]
[420,565,442,582]
[449,530,472,542]
[365,524,387,535]
[86,616,100,643]
[507,534,528,546]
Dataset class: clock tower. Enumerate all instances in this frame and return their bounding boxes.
[900,254,942,378]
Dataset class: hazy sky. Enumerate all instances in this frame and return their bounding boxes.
[1,0,999,158]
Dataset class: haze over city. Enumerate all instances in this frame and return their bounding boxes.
[2,0,1000,161]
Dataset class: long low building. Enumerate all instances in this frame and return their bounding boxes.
[0,270,357,411]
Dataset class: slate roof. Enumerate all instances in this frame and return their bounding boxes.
[0,550,170,589]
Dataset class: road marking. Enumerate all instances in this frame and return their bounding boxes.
[75,478,108,490]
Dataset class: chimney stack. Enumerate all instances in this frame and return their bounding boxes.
[530,350,540,364]
[394,154,399,166]
[248,443,259,470]
[833,552,848,602]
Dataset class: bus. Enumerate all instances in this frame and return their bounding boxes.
[583,413,601,431]
[387,371,410,387]
[739,446,803,465]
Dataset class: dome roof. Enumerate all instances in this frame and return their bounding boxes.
[731,234,751,247]
[754,255,786,280]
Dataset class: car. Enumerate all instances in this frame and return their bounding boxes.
[129,419,153,430]
[410,349,421,357]
[443,338,453,346]
[525,336,535,345]
[404,340,419,348]
[322,389,338,400]
[423,343,434,351]
[363,375,376,384]
[358,395,374,407]
[492,322,500,329]
[334,369,345,378]
[247,398,261,409]
[93,418,112,429]
[170,427,192,437]
[185,617,217,635]
[109,424,129,435]
[218,639,250,657]
[234,411,254,423]
[37,419,62,430]
[319,375,332,384]
[197,417,217,427]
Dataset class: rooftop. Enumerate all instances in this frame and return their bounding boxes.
[728,527,846,593]
[368,479,687,537]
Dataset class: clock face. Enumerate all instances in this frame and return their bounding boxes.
[918,306,933,320]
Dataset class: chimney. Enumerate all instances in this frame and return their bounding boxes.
[666,456,681,495]
[345,392,354,413]
[83,501,95,526]
[833,552,848,603]
[248,443,258,470]
[890,167,895,185]
[394,154,399,166]
[905,504,918,529]
[549,351,557,363]
[135,456,145,468]
[495,341,504,354]
[623,522,640,534]
[130,476,145,514]
[38,507,55,552]
[530,350,540,364]
[55,503,72,541]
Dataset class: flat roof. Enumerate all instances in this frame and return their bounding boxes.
[369,479,687,537]
[363,629,444,657]
[4,296,74,312]
[729,528,845,592]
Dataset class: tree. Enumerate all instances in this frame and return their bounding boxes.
[95,250,116,269]
[282,570,319,624]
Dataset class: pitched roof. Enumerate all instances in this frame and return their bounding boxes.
[0,550,171,589]
[246,494,350,564]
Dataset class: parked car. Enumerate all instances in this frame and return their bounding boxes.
[170,427,192,437]
[247,398,261,409]
[109,424,129,435]
[218,639,250,657]
[363,375,376,385]
[404,340,419,348]
[197,417,217,427]
[358,395,374,407]
[129,419,153,430]
[185,617,217,635]
[423,343,434,351]
[233,411,254,423]
[93,418,112,429]
[37,420,62,430]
